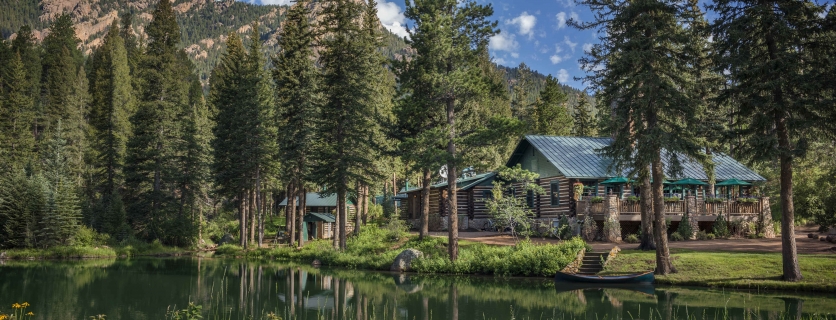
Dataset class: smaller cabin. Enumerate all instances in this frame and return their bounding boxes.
[278,193,356,239]
[402,172,497,221]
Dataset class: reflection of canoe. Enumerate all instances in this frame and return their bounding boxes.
[555,271,655,284]
[554,282,656,296]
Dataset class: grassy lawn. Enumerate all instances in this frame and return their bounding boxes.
[0,240,190,260]
[602,249,836,292]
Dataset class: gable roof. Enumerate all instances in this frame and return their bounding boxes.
[404,172,497,193]
[278,192,354,207]
[508,135,765,182]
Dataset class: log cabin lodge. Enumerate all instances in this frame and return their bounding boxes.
[401,135,773,238]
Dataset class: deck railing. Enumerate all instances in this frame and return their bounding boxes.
[601,198,765,216]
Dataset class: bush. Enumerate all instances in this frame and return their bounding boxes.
[581,214,598,241]
[696,230,709,240]
[713,213,730,238]
[558,215,573,240]
[676,212,694,240]
[589,196,604,203]
[624,233,640,243]
[670,233,684,241]
[664,197,681,203]
[215,244,244,256]
[625,195,640,203]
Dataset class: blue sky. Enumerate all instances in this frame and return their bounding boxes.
[247,0,600,90]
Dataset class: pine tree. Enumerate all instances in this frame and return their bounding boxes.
[0,52,36,168]
[572,94,597,137]
[175,77,213,246]
[10,25,42,108]
[574,0,708,275]
[0,169,45,248]
[40,14,83,137]
[125,0,193,244]
[313,0,382,250]
[39,123,82,247]
[708,0,827,281]
[88,21,135,236]
[273,0,321,248]
[399,0,518,261]
[512,62,535,128]
[532,75,571,135]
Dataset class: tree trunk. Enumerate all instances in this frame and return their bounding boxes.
[362,185,369,225]
[639,170,655,250]
[338,187,347,250]
[355,181,362,235]
[333,197,340,249]
[651,150,676,274]
[288,186,296,247]
[776,111,802,281]
[249,189,256,246]
[297,188,306,248]
[446,96,458,261]
[239,191,246,247]
[420,168,431,240]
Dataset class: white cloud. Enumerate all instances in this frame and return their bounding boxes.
[557,0,575,8]
[259,0,292,4]
[511,52,519,58]
[550,55,563,64]
[489,32,519,52]
[564,36,577,52]
[582,43,593,53]
[556,12,567,29]
[377,1,409,38]
[507,12,537,39]
[557,11,580,29]
[557,69,570,83]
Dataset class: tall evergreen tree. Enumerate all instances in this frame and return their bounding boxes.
[0,52,36,168]
[574,0,708,274]
[40,14,83,136]
[39,122,82,247]
[572,94,597,137]
[709,0,827,281]
[532,75,571,135]
[273,0,321,248]
[313,0,382,250]
[512,62,535,127]
[88,21,135,236]
[125,0,195,245]
[10,25,42,107]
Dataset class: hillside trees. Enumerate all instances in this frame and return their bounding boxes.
[87,21,135,237]
[575,0,708,275]
[572,95,597,137]
[273,0,321,248]
[532,75,571,136]
[709,0,829,281]
[125,0,205,246]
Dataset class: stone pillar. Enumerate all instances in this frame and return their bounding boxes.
[685,196,699,239]
[759,197,775,238]
[603,195,621,242]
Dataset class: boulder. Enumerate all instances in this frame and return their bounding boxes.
[218,233,235,246]
[390,249,424,272]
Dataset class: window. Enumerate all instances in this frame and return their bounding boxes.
[605,185,622,198]
[530,158,538,172]
[526,190,535,208]
[550,181,560,206]
[581,180,598,197]
[482,190,493,201]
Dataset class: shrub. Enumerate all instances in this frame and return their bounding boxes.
[696,230,709,240]
[580,214,598,241]
[625,195,640,203]
[215,244,244,256]
[558,215,573,240]
[706,233,716,240]
[589,196,604,203]
[670,233,684,241]
[676,212,694,240]
[664,197,681,203]
[624,233,639,243]
[713,213,730,238]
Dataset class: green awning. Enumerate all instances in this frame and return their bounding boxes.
[671,178,708,186]
[715,179,752,186]
[601,177,633,184]
[304,212,336,223]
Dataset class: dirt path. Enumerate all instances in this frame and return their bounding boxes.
[424,226,836,254]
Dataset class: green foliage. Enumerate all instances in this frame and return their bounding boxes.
[166,302,202,320]
[580,214,598,241]
[677,210,694,240]
[664,197,681,203]
[412,237,589,277]
[670,233,684,242]
[624,233,640,243]
[532,75,571,136]
[558,215,573,240]
[572,94,597,137]
[625,196,640,203]
[713,213,730,238]
[486,165,543,240]
[589,196,604,203]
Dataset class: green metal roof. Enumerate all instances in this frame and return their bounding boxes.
[715,179,752,186]
[600,177,633,184]
[304,212,336,223]
[671,178,708,186]
[278,192,354,207]
[404,172,497,193]
[507,135,766,182]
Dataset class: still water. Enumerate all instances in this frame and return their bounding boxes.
[1,258,834,320]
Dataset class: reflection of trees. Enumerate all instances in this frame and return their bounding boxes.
[3,259,836,320]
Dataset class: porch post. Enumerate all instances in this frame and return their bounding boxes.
[759,197,775,238]
[685,196,699,239]
[604,195,621,242]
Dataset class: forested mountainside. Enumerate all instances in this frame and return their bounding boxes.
[499,64,595,114]
[1,0,592,105]
[0,0,411,85]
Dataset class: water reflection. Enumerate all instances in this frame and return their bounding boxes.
[0,258,833,320]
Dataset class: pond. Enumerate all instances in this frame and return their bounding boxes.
[1,258,834,320]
